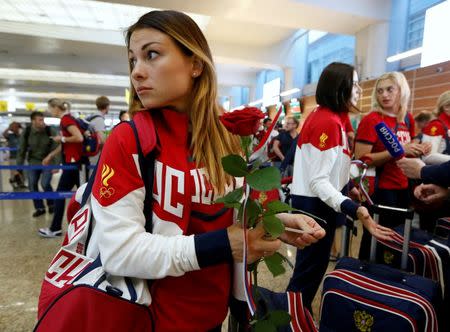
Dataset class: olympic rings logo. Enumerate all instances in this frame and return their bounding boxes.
[100,186,115,198]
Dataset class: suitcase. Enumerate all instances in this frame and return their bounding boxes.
[434,217,450,242]
[320,205,443,332]
[385,223,450,331]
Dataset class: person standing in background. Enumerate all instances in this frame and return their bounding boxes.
[119,110,130,122]
[287,62,393,309]
[16,111,58,217]
[413,111,432,143]
[3,121,25,189]
[354,72,430,258]
[421,90,450,164]
[272,116,299,170]
[88,96,110,165]
[39,99,83,238]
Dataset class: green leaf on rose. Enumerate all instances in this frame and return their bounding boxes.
[264,252,286,277]
[264,200,296,215]
[246,199,263,228]
[240,136,252,160]
[262,214,285,238]
[268,310,291,326]
[253,320,277,332]
[214,187,243,207]
[246,167,281,191]
[221,154,249,177]
[250,159,263,171]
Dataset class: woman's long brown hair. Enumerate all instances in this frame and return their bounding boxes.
[126,10,240,193]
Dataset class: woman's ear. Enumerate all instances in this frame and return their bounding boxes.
[191,57,204,78]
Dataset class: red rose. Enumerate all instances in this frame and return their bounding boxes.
[220,107,265,136]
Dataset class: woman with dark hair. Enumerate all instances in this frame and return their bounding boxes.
[287,62,393,309]
[119,110,130,122]
[44,10,325,331]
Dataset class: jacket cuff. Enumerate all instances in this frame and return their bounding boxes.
[194,229,232,268]
[340,199,359,220]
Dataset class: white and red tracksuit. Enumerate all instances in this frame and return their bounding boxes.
[87,109,241,331]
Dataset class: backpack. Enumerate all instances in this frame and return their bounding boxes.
[73,114,102,157]
[35,120,155,331]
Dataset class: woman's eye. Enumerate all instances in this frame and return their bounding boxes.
[387,87,393,93]
[377,89,383,94]
[147,51,158,60]
[129,58,137,67]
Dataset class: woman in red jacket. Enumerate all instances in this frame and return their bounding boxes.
[63,10,325,332]
[355,72,429,258]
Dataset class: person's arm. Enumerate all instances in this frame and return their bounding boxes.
[90,124,281,279]
[91,117,106,144]
[272,138,284,160]
[421,132,450,164]
[53,125,83,144]
[42,145,61,165]
[15,129,27,166]
[414,183,449,204]
[354,142,392,166]
[421,160,450,187]
[301,123,392,240]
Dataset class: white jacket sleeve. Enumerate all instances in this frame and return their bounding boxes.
[90,190,200,279]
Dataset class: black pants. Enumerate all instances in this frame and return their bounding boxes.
[49,165,80,232]
[358,188,410,260]
[286,196,345,309]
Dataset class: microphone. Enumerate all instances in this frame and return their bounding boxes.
[375,122,405,159]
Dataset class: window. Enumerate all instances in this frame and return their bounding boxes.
[405,0,444,50]
[306,33,355,84]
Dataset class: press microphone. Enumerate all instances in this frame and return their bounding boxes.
[375,122,405,159]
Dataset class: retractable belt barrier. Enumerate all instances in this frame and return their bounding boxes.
[0,191,74,200]
[0,163,95,199]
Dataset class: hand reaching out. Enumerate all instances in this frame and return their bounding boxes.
[357,206,394,241]
[414,183,449,204]
[276,213,326,249]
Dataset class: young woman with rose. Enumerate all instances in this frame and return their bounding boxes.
[287,62,395,310]
[57,10,325,331]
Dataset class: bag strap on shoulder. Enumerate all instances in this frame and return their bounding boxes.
[129,120,154,233]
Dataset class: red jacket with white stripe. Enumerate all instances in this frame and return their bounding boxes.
[86,109,240,331]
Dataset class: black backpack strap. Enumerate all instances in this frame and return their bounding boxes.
[128,120,154,233]
[23,125,31,145]
[86,114,101,122]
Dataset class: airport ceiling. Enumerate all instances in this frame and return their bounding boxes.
[0,0,390,113]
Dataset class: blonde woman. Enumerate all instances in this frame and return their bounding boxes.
[59,10,325,331]
[39,99,83,238]
[421,90,450,164]
[354,72,428,259]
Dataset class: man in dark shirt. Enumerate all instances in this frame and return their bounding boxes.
[16,111,58,217]
[273,116,299,174]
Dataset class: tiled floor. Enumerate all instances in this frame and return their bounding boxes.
[0,167,363,331]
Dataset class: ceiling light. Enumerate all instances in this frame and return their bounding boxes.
[280,88,300,97]
[0,0,210,32]
[0,68,129,87]
[386,47,423,63]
